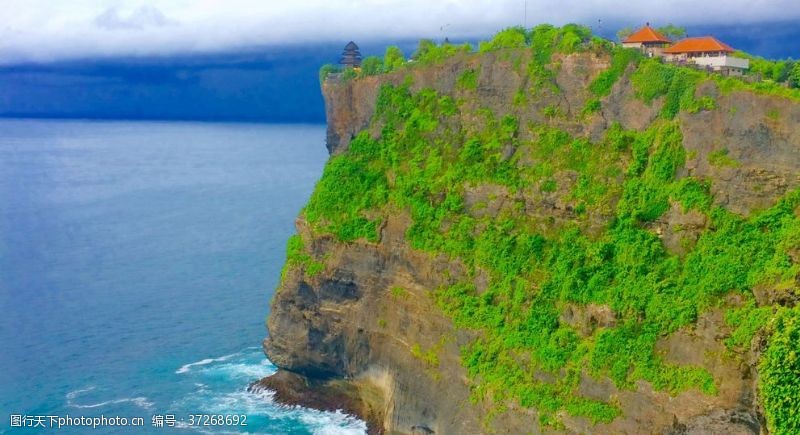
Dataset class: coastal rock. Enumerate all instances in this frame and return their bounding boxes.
[250,369,386,434]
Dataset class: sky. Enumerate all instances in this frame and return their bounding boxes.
[2,0,799,64]
[0,1,798,122]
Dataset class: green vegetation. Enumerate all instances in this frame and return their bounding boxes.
[631,58,711,118]
[737,52,797,87]
[620,55,797,114]
[360,56,383,76]
[390,286,409,299]
[656,24,687,40]
[759,307,800,434]
[383,46,405,72]
[724,298,773,350]
[589,47,641,97]
[708,148,741,168]
[714,73,800,102]
[304,25,800,429]
[319,46,407,81]
[478,26,528,53]
[324,24,799,105]
[584,46,641,113]
[456,68,479,91]
[281,234,324,281]
[792,62,800,88]
[319,63,339,82]
[304,134,389,242]
[412,39,472,64]
[411,342,441,368]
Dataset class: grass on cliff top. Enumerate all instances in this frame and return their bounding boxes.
[301,25,800,431]
[319,24,612,82]
[321,25,800,105]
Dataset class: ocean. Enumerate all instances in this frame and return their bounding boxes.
[0,119,366,434]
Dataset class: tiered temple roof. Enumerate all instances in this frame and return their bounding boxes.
[340,41,362,68]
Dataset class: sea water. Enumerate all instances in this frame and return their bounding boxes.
[0,119,365,434]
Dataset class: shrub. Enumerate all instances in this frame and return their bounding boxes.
[588,47,640,98]
[582,98,601,115]
[383,46,405,72]
[790,62,800,88]
[557,23,592,53]
[281,234,324,280]
[413,39,472,64]
[456,68,479,90]
[340,67,357,81]
[759,308,800,434]
[708,148,740,168]
[656,24,686,40]
[304,132,388,242]
[478,26,528,53]
[360,56,383,76]
[319,63,339,82]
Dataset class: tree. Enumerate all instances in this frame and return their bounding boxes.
[383,46,405,72]
[790,62,800,88]
[746,56,794,83]
[616,27,633,42]
[771,60,790,82]
[656,24,687,40]
[412,39,437,61]
[360,56,383,76]
[478,26,528,53]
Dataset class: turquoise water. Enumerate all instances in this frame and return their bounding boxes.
[0,119,365,434]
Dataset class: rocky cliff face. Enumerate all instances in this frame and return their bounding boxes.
[264,44,800,435]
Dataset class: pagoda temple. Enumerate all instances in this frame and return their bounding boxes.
[340,41,362,69]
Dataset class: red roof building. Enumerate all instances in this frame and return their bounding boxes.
[623,25,671,45]
[663,36,748,76]
[622,24,672,57]
[663,37,735,55]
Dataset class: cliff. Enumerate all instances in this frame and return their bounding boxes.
[262,27,800,435]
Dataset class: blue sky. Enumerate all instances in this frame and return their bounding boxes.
[0,1,797,122]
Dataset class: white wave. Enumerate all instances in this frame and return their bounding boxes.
[198,388,276,416]
[170,348,366,434]
[65,386,96,400]
[66,387,154,410]
[176,352,240,374]
[201,361,275,380]
[70,397,154,410]
[304,409,367,435]
[188,387,365,433]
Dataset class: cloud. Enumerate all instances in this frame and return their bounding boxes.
[94,5,177,30]
[0,0,797,64]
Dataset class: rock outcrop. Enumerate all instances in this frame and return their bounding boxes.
[264,47,800,434]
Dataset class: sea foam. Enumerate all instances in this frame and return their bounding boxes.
[176,352,239,374]
[66,386,154,410]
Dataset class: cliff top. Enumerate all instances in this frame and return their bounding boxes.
[320,24,800,101]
